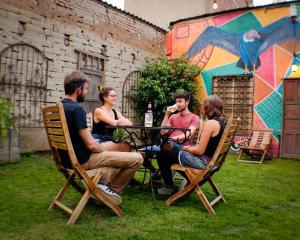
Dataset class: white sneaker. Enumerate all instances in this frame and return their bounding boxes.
[157,186,177,195]
[96,184,122,205]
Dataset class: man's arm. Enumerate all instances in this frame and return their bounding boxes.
[170,125,197,142]
[160,111,172,135]
[79,128,105,152]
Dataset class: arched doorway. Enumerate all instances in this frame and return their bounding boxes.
[122,71,141,124]
[0,42,48,127]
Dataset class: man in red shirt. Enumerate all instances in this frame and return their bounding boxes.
[161,91,199,150]
[140,91,199,186]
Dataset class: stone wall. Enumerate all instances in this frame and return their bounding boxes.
[0,0,166,152]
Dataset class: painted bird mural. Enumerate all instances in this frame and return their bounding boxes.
[187,16,300,71]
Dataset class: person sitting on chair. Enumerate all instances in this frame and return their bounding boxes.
[62,70,143,205]
[92,86,131,152]
[157,95,227,195]
[141,91,200,177]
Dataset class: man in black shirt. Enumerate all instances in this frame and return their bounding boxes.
[62,70,143,205]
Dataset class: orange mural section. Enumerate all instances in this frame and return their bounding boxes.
[274,45,293,88]
[170,18,215,59]
[253,75,273,104]
[197,75,207,101]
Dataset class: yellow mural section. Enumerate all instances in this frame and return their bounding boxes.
[289,67,300,77]
[252,7,290,26]
[204,47,239,70]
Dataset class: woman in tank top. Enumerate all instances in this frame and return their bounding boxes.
[156,95,227,195]
[92,87,132,152]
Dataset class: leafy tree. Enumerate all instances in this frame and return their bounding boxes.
[133,56,201,125]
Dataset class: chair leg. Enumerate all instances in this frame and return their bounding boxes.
[49,174,73,210]
[207,177,226,204]
[259,150,267,164]
[236,149,243,162]
[165,183,195,206]
[67,190,91,225]
[194,184,215,215]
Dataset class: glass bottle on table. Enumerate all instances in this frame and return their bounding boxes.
[144,102,153,127]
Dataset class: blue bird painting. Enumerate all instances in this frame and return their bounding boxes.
[187,17,300,71]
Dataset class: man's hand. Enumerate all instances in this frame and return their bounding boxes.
[79,128,105,153]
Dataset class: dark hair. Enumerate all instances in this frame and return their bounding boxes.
[98,87,114,104]
[64,71,90,95]
[203,95,225,120]
[173,90,190,102]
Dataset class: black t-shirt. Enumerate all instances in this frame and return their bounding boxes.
[61,98,91,166]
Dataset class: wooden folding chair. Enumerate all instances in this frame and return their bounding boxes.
[42,103,122,224]
[165,117,240,214]
[237,128,273,164]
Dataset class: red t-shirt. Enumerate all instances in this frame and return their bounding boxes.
[168,112,200,146]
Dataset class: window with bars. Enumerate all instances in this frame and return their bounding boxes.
[212,74,254,136]
[76,50,106,114]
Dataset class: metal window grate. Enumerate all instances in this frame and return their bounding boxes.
[0,43,48,127]
[122,71,141,125]
[212,74,253,136]
[76,50,105,114]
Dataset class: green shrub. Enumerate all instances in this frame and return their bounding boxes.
[133,56,201,125]
[0,96,16,140]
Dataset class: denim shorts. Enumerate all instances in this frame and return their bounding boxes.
[92,133,113,143]
[178,150,210,170]
[141,140,183,152]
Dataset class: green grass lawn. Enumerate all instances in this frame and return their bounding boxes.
[0,153,299,240]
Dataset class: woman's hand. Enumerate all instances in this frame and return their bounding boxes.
[182,145,193,154]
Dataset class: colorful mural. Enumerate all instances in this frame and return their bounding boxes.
[167,4,300,156]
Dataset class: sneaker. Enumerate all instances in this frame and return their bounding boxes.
[157,186,178,196]
[96,184,122,205]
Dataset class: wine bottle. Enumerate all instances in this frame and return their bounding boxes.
[144,102,153,127]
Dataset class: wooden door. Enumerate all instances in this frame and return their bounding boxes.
[281,78,300,158]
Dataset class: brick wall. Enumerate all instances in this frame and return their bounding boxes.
[0,0,166,152]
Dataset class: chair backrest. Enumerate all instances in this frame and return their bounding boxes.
[248,128,273,149]
[205,117,240,173]
[42,103,94,186]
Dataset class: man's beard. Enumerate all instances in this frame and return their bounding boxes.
[77,94,85,103]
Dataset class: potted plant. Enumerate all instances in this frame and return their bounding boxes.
[0,96,19,162]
